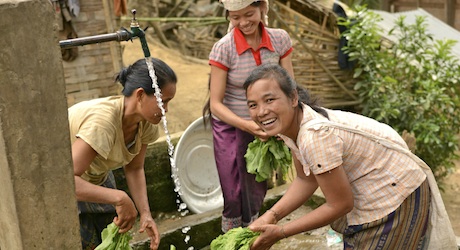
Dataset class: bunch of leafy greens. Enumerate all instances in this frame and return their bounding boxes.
[245,137,292,182]
[210,227,260,250]
[95,222,133,250]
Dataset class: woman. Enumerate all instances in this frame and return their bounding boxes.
[244,64,455,250]
[69,57,177,250]
[205,0,294,233]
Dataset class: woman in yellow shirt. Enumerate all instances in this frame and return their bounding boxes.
[68,57,177,250]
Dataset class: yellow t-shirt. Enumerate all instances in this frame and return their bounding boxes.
[68,96,159,185]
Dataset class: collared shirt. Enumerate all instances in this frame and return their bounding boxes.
[68,96,159,185]
[280,104,426,225]
[209,23,293,119]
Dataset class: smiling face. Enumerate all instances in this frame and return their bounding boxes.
[246,78,298,137]
[228,5,262,36]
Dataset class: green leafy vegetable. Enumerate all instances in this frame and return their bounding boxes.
[210,227,260,250]
[95,222,133,250]
[245,137,292,182]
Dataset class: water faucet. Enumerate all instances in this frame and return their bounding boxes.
[130,9,151,58]
[59,9,151,58]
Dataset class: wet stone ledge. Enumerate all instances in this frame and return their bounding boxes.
[130,184,328,250]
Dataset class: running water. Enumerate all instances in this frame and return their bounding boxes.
[146,58,194,250]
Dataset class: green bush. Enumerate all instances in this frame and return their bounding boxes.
[338,6,460,181]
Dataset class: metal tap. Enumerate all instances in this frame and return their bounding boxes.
[59,9,151,58]
[129,9,151,58]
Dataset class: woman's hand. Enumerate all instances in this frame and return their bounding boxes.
[251,210,278,228]
[139,214,160,250]
[113,192,138,233]
[249,224,285,250]
[243,120,270,141]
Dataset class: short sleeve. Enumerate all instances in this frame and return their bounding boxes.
[298,126,344,175]
[266,28,292,59]
[76,114,116,159]
[278,29,292,57]
[209,34,233,68]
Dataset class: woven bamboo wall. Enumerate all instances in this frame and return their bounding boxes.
[62,0,123,107]
[273,0,360,109]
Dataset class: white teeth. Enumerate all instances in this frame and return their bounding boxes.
[262,118,276,125]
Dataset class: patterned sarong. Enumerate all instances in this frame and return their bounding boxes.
[331,179,431,250]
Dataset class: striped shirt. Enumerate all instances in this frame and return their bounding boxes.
[280,104,426,225]
[209,23,293,119]
[68,96,159,185]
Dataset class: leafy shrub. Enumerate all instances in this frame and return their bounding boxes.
[338,6,460,181]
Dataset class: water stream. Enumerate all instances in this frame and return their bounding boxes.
[145,58,194,249]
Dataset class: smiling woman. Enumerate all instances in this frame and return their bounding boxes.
[202,0,295,234]
[243,63,457,250]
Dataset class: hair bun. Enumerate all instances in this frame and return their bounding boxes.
[117,66,131,87]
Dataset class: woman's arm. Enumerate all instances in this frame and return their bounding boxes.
[266,156,318,222]
[250,157,354,250]
[124,144,159,250]
[72,138,130,205]
[124,144,150,217]
[279,53,294,79]
[209,65,268,139]
[249,156,318,248]
[72,138,137,232]
[281,165,354,237]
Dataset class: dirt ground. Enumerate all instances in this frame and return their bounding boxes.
[121,38,460,237]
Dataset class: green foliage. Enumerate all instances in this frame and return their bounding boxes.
[95,222,133,250]
[245,137,292,182]
[210,227,260,250]
[338,6,460,180]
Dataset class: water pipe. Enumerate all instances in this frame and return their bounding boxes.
[59,9,151,58]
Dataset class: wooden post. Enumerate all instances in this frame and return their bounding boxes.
[102,0,123,71]
[381,0,391,11]
[446,0,455,27]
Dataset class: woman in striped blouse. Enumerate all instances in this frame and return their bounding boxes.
[245,64,456,250]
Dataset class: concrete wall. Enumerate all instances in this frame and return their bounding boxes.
[114,132,183,214]
[0,0,80,249]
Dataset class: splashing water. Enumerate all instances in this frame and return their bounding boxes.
[145,58,193,249]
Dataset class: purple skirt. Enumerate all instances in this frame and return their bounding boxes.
[211,117,268,232]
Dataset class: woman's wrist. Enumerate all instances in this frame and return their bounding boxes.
[280,225,287,239]
[266,209,280,223]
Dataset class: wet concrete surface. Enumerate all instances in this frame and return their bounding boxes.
[199,204,343,250]
[268,206,343,250]
[131,184,344,250]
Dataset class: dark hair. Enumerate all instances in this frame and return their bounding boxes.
[202,76,212,128]
[115,57,177,96]
[243,64,329,118]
